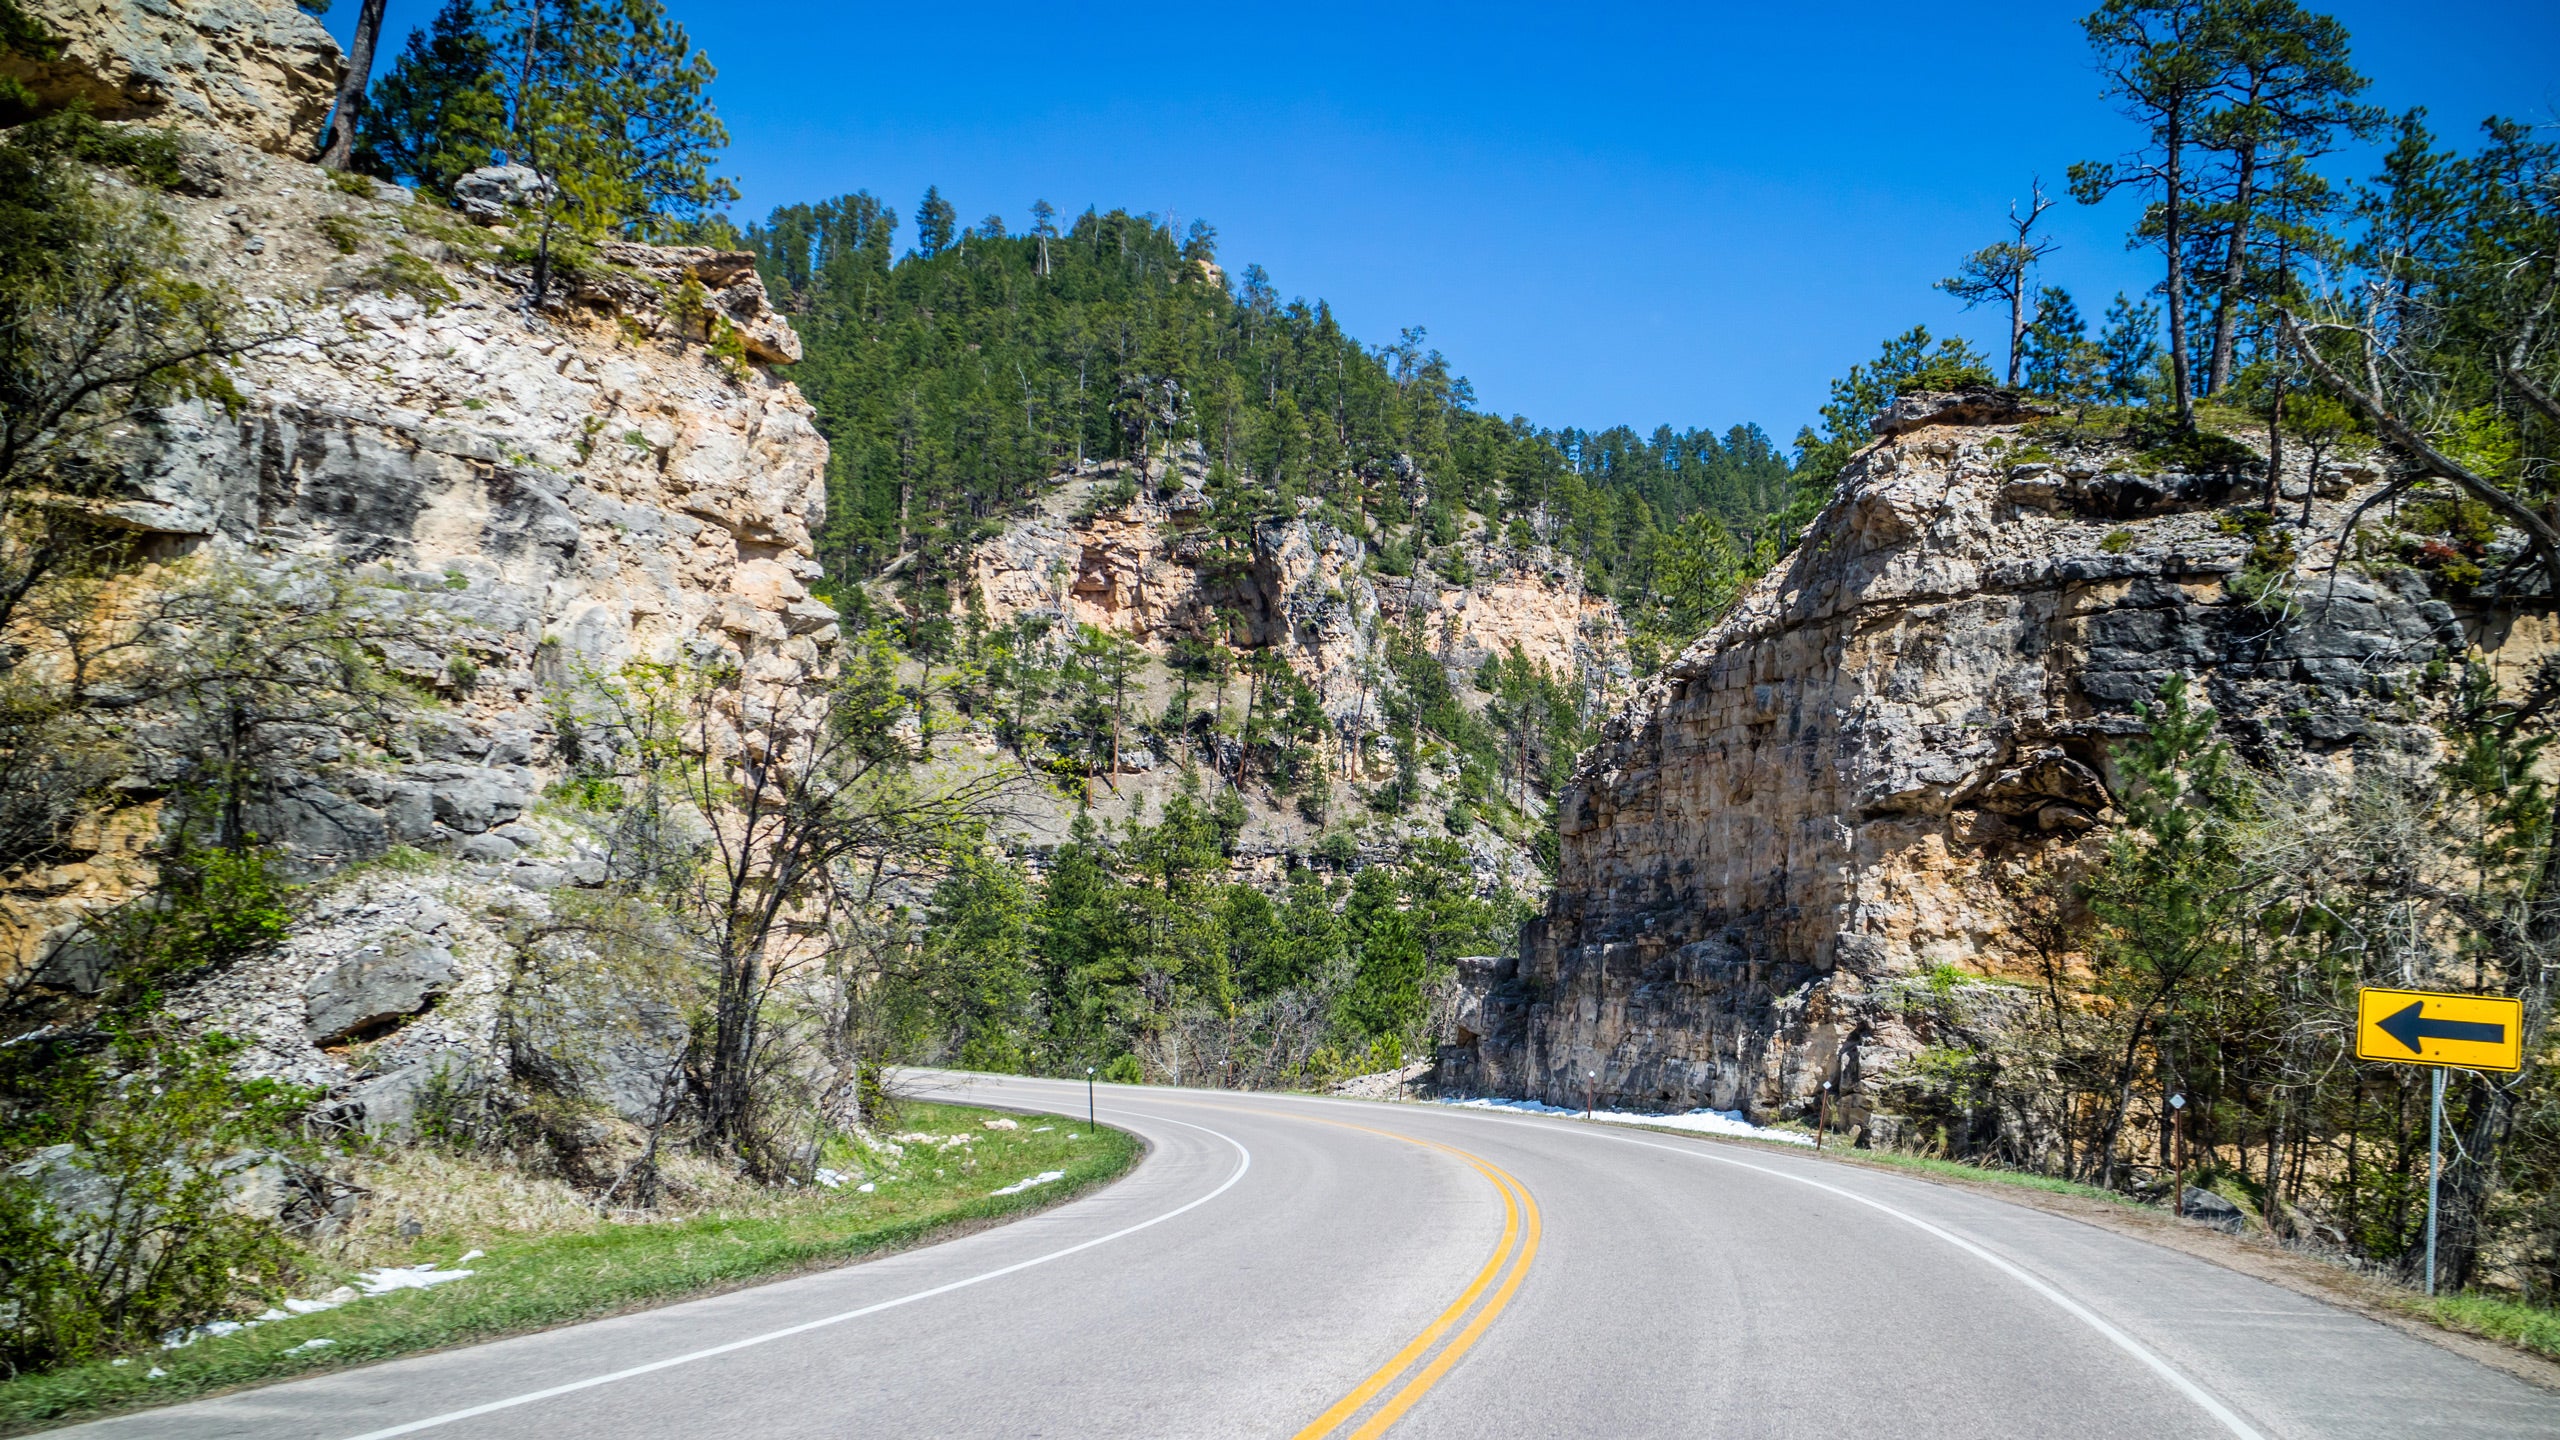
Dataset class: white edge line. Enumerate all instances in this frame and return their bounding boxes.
[1433,1105,2270,1440]
[335,1112,1250,1440]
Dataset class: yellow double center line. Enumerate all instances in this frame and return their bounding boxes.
[1286,1121,1543,1440]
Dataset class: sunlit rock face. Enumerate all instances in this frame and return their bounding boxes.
[1450,400,2485,1130]
[5,0,343,155]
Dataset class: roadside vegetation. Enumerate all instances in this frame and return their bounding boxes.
[0,1101,1138,1432]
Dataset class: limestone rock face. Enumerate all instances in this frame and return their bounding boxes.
[6,0,341,155]
[1452,411,2485,1126]
[967,470,1623,739]
[2,122,827,993]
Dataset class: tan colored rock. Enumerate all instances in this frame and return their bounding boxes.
[1457,412,2493,1128]
[0,125,829,983]
[6,0,341,155]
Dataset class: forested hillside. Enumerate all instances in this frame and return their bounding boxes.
[732,194,1801,662]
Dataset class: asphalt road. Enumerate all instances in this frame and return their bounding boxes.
[58,1073,2560,1439]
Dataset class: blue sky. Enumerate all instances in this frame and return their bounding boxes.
[331,2,2558,442]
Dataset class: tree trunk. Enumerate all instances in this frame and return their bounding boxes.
[2206,139,2259,396]
[317,0,388,171]
[2163,114,2194,427]
[2006,280,2025,388]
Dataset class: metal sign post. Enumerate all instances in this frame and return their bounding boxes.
[1086,1065,1096,1137]
[2426,1066,2445,1297]
[2353,986,2522,1297]
[2169,1092,2187,1218]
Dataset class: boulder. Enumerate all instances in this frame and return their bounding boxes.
[330,1052,482,1138]
[1870,388,2056,437]
[2180,1186,2248,1233]
[303,939,459,1045]
[454,163,556,225]
[510,990,689,1126]
[3,0,342,156]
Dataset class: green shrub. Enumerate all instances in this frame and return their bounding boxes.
[1101,1054,1144,1085]
[313,214,364,255]
[2100,528,2136,554]
[0,1025,313,1372]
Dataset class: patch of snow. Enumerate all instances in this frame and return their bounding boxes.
[455,1249,484,1264]
[281,1297,340,1316]
[146,1366,167,1379]
[354,1263,474,1295]
[110,1358,130,1367]
[990,1170,1067,1196]
[814,1167,848,1189]
[284,1338,334,1354]
[856,1182,875,1193]
[1030,1125,1052,1133]
[1437,1096,1815,1146]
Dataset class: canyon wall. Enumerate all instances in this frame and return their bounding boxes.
[4,0,831,1135]
[1449,393,2496,1128]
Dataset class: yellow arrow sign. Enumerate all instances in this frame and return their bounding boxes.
[2355,987,2524,1073]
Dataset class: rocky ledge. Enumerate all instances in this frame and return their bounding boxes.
[1447,397,2499,1131]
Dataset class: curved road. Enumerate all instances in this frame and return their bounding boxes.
[60,1073,2560,1439]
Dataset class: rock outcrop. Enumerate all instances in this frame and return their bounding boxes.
[1450,399,2490,1127]
[967,469,1622,741]
[1,0,828,1145]
[4,0,341,155]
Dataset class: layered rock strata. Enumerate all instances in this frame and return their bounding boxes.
[1450,395,2491,1127]
[3,0,828,1139]
[968,471,1622,737]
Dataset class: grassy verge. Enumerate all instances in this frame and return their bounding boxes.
[0,1101,1141,1434]
[1799,1143,2143,1206]
[2409,1291,2560,1363]
[1606,1117,2141,1207]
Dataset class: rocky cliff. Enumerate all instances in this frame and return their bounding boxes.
[4,0,830,1138]
[954,465,1625,888]
[970,467,1616,720]
[1449,392,2502,1128]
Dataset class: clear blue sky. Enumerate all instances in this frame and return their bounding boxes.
[332,2,2558,442]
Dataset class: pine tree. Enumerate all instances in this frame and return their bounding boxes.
[500,0,735,240]
[353,0,505,199]
[2073,0,2225,427]
[915,185,955,258]
[2098,291,2164,401]
[2189,0,2376,394]
[2021,286,2105,401]
[1935,180,2058,386]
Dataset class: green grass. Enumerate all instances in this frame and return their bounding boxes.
[1604,1114,2141,1208]
[1812,1146,2141,1206]
[2411,1291,2560,1362]
[0,1102,1140,1434]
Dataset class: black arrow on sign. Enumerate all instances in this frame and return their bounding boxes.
[2377,1000,2506,1056]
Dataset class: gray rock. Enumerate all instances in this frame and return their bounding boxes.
[30,921,113,995]
[2180,1186,2248,1233]
[1870,389,2056,438]
[303,940,458,1045]
[332,1054,480,1138]
[454,163,556,225]
[512,991,689,1126]
[455,832,517,863]
[426,769,525,834]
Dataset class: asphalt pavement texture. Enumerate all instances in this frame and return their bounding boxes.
[53,1071,2560,1439]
